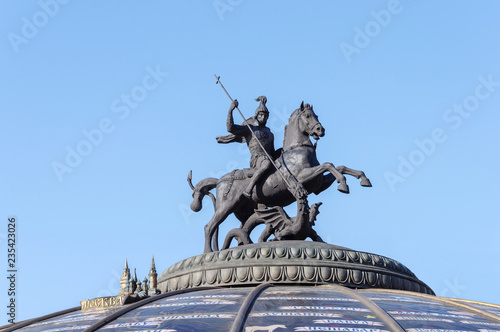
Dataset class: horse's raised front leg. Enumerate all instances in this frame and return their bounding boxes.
[296,162,349,194]
[336,165,372,187]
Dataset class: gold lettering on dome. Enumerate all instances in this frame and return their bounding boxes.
[80,296,124,311]
[80,300,89,310]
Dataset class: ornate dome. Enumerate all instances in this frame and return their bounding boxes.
[157,242,434,295]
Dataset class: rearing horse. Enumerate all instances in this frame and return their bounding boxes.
[190,102,371,253]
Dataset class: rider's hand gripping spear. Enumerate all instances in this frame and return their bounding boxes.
[214,74,307,200]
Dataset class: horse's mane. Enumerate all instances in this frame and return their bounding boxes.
[283,103,313,147]
[283,109,299,148]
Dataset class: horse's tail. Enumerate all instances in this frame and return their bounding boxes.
[188,171,217,212]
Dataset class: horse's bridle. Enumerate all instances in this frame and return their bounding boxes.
[299,108,321,134]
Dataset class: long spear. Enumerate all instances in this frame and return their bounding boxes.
[214,74,300,195]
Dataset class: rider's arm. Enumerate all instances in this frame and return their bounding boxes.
[226,99,248,136]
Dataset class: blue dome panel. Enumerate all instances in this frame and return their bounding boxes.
[95,288,251,331]
[6,286,500,331]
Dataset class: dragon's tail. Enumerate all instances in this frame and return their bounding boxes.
[222,228,252,250]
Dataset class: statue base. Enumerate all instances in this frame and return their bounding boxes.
[157,241,434,295]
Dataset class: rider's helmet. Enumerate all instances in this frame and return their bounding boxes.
[254,96,269,118]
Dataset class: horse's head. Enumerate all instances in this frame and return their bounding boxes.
[283,101,326,151]
[297,101,325,140]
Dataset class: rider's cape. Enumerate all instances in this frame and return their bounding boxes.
[215,117,255,144]
[216,134,245,144]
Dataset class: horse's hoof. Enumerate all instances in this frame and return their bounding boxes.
[338,183,350,194]
[360,178,372,187]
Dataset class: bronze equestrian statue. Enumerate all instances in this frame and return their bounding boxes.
[190,98,371,253]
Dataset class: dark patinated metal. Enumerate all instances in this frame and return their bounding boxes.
[190,77,372,253]
[222,198,324,249]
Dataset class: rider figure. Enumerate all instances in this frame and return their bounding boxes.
[219,96,276,199]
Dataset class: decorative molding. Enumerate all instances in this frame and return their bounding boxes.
[158,242,434,295]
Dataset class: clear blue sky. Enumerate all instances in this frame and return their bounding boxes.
[1,0,499,323]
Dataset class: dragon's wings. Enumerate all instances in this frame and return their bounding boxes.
[253,206,290,230]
